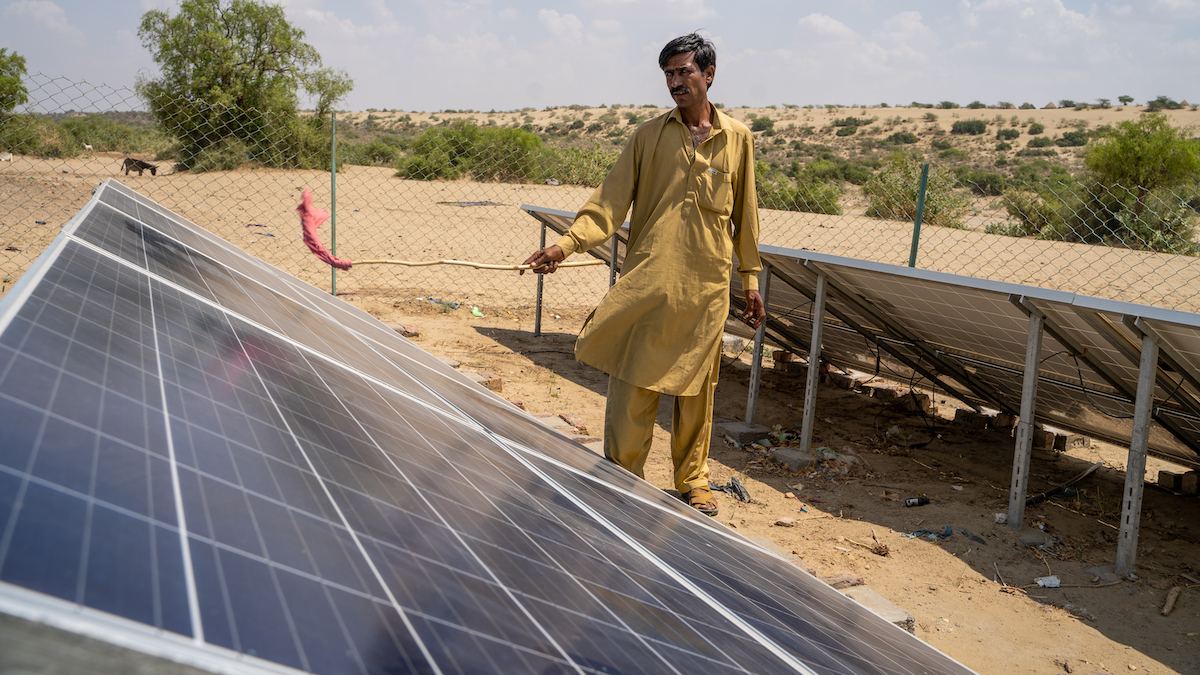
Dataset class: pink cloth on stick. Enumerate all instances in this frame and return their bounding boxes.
[297,189,352,270]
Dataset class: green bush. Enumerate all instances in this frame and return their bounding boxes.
[1002,181,1199,253]
[864,155,970,228]
[758,179,843,215]
[966,101,986,109]
[538,144,619,187]
[794,157,876,186]
[341,138,403,166]
[1147,95,1183,112]
[996,141,1013,151]
[885,131,919,144]
[1028,122,1045,135]
[190,137,249,172]
[939,147,970,160]
[835,125,857,137]
[931,138,953,150]
[58,114,167,154]
[937,101,960,109]
[396,120,542,182]
[0,114,76,156]
[996,128,1020,141]
[950,120,987,135]
[751,116,775,132]
[1027,136,1056,148]
[1016,148,1059,157]
[1056,130,1088,147]
[954,168,1007,196]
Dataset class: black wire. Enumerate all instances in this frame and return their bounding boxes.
[1070,354,1135,420]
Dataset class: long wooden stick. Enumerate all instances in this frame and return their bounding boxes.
[353,258,607,271]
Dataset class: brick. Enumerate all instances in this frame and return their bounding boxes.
[720,422,771,445]
[1157,471,1183,491]
[994,413,1017,429]
[1031,429,1055,452]
[1182,471,1199,496]
[953,409,989,432]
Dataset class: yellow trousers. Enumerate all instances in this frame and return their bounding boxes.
[603,351,721,493]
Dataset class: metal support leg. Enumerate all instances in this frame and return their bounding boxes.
[609,233,619,288]
[1116,334,1157,578]
[1008,309,1044,529]
[745,265,771,425]
[799,273,827,453]
[534,223,545,337]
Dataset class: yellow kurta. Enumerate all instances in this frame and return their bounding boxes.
[556,106,762,397]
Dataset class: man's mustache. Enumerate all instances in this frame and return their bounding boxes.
[671,87,688,95]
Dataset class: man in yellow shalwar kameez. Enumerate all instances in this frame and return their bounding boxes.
[523,33,765,516]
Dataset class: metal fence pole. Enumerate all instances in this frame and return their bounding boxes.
[330,111,338,296]
[908,163,930,268]
[534,223,546,337]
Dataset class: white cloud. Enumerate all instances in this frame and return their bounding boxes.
[3,0,83,39]
[538,9,584,41]
[578,0,715,19]
[796,13,860,42]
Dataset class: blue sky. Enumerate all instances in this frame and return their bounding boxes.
[2,0,1197,112]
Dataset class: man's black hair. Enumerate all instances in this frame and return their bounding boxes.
[658,33,716,75]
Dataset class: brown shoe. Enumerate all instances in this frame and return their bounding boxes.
[684,486,719,517]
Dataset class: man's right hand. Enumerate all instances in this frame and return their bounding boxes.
[521,245,565,275]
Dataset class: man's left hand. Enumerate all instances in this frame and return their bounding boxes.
[741,289,766,329]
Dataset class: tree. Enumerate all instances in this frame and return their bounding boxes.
[136,0,353,170]
[0,48,28,116]
[1086,113,1200,214]
[1096,98,1110,109]
[1118,95,1133,106]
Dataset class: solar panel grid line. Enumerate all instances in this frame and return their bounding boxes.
[145,230,206,646]
[352,341,814,673]
[443,419,824,675]
[0,582,308,675]
[64,225,477,442]
[263,337,596,675]
[0,195,99,339]
[348,398,698,675]
[204,312,446,675]
[1067,308,1200,454]
[770,262,983,408]
[803,261,1011,413]
[1122,317,1200,420]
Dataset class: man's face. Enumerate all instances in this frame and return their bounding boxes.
[663,52,713,108]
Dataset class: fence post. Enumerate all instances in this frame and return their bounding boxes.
[908,162,930,268]
[330,111,338,295]
[534,223,546,337]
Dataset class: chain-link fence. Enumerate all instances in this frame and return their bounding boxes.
[4,73,1200,315]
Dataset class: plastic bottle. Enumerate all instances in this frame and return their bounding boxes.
[904,497,930,507]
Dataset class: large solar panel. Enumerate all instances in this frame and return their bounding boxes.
[0,181,974,675]
[743,246,1200,470]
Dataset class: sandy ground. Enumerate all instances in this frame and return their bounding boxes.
[2,105,1200,674]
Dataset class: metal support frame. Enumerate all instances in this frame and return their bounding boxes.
[768,260,979,408]
[800,273,827,453]
[534,222,546,337]
[800,262,997,411]
[1073,307,1198,454]
[609,235,619,288]
[1116,334,1158,577]
[745,265,772,426]
[1008,310,1044,529]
